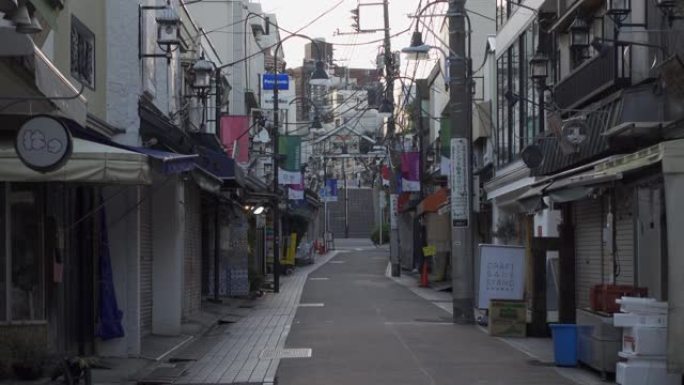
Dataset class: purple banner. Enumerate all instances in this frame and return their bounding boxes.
[401,152,420,192]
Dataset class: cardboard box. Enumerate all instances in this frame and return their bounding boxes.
[622,326,667,356]
[613,313,667,328]
[488,299,526,337]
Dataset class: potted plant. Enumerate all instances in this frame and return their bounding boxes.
[9,336,46,380]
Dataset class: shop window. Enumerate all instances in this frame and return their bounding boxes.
[0,183,45,322]
[71,16,95,89]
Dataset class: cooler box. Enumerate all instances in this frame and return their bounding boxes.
[622,326,667,356]
[616,360,681,385]
[550,324,578,367]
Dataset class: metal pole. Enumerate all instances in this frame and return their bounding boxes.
[272,56,281,294]
[343,158,349,238]
[323,157,328,249]
[449,0,475,324]
[382,0,400,277]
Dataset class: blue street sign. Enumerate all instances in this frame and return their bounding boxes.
[262,73,289,90]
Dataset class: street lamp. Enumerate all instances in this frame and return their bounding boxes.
[606,0,631,17]
[403,29,429,61]
[529,50,549,82]
[569,16,590,49]
[139,0,182,62]
[377,98,394,119]
[192,57,215,91]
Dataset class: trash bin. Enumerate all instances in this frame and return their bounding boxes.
[550,324,578,367]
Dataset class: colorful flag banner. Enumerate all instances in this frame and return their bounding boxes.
[320,178,338,202]
[220,115,250,164]
[278,135,302,185]
[401,151,420,192]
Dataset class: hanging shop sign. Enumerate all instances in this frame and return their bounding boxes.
[450,138,469,227]
[15,115,73,172]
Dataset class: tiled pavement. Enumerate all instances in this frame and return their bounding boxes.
[173,247,346,385]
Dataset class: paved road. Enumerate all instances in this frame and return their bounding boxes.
[276,245,575,385]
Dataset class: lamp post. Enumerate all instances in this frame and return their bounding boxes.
[271,34,329,293]
[529,49,549,133]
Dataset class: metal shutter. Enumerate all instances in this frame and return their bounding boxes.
[183,184,202,319]
[140,187,153,336]
[574,198,604,309]
[615,202,635,286]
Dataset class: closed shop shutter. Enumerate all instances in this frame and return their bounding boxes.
[615,202,635,286]
[183,184,202,319]
[140,187,153,336]
[574,199,604,309]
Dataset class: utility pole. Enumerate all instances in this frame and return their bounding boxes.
[382,0,400,277]
[448,0,475,324]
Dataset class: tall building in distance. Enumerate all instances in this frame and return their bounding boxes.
[305,38,334,65]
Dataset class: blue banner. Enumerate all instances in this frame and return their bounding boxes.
[262,73,289,90]
[321,179,338,202]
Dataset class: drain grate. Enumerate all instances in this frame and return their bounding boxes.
[259,348,312,359]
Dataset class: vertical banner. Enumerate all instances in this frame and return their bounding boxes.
[288,177,304,200]
[390,194,398,229]
[321,179,338,202]
[278,135,302,184]
[440,116,452,176]
[381,165,391,186]
[400,152,421,192]
[220,115,250,164]
[450,138,469,227]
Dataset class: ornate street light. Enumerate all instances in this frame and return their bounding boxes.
[192,57,215,90]
[529,49,549,82]
[139,1,181,62]
[309,61,330,86]
[311,114,323,129]
[569,16,590,49]
[606,0,631,17]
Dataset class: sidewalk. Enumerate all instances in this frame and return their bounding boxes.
[167,247,344,385]
[388,268,608,385]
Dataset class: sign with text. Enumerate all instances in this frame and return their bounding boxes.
[16,115,72,172]
[262,73,289,90]
[320,179,338,202]
[450,138,469,227]
[477,244,525,309]
[389,194,398,229]
[423,245,436,257]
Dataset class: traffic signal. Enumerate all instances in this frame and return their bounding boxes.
[350,8,360,32]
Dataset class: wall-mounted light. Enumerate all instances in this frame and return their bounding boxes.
[569,16,590,49]
[656,0,683,26]
[529,49,549,82]
[192,57,215,91]
[139,1,181,63]
[253,206,265,215]
[606,0,631,17]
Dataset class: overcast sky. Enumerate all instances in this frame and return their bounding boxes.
[255,0,441,77]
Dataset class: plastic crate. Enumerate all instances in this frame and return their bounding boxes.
[590,285,648,313]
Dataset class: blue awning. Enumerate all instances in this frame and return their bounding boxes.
[128,146,198,174]
[194,147,245,188]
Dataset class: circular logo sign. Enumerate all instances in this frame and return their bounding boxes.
[15,115,73,172]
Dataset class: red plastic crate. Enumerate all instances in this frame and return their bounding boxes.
[590,284,648,313]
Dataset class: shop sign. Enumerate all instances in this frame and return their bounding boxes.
[15,115,72,172]
[262,73,289,90]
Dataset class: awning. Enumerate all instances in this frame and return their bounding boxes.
[128,146,197,175]
[0,137,150,184]
[194,147,245,188]
[417,189,448,216]
[495,0,545,59]
[518,139,684,203]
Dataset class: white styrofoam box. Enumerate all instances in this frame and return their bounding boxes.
[622,326,667,356]
[614,313,668,328]
[617,297,668,315]
[616,361,681,385]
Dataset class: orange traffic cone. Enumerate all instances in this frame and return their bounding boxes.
[420,261,429,287]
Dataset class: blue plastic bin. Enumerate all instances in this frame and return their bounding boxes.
[549,324,578,367]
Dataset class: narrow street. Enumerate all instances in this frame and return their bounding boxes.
[276,240,574,385]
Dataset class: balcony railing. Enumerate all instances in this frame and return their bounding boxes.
[553,49,630,110]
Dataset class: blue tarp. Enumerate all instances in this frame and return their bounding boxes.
[95,194,124,340]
